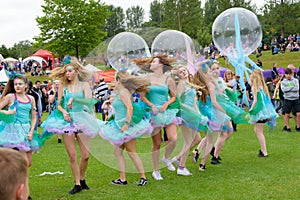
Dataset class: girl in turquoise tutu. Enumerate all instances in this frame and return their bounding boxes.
[191,68,232,170]
[98,71,152,186]
[42,56,98,194]
[249,69,278,157]
[208,62,249,164]
[133,55,181,180]
[0,75,39,164]
[170,66,210,176]
[0,75,40,200]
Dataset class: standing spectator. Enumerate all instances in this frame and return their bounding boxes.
[266,77,275,106]
[27,81,42,131]
[94,78,109,120]
[280,68,300,132]
[33,81,48,112]
[271,62,279,80]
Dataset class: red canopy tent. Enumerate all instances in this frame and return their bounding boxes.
[31,49,56,68]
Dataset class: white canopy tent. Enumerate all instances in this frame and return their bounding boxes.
[0,68,9,83]
[84,64,102,72]
[23,56,48,67]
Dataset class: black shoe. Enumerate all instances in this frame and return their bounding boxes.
[111,178,127,186]
[211,156,221,164]
[191,149,199,163]
[69,185,82,195]
[28,196,32,200]
[282,126,291,132]
[58,138,62,143]
[295,126,300,132]
[80,179,89,190]
[199,164,206,171]
[217,156,222,161]
[137,178,148,186]
[258,150,268,158]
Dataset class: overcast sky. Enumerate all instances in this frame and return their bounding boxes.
[0,0,264,48]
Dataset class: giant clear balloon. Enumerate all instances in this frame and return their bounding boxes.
[107,32,151,72]
[151,30,197,74]
[212,7,262,58]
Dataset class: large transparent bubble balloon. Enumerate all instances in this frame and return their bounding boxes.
[212,7,262,58]
[107,32,151,72]
[151,30,197,74]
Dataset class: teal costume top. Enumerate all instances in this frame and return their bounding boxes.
[0,94,41,152]
[145,84,181,127]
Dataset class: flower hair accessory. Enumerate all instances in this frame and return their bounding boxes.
[63,56,72,66]
[8,71,22,80]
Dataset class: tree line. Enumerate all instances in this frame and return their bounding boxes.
[1,0,300,59]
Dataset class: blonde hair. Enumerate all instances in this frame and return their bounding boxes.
[132,54,176,73]
[50,57,91,85]
[116,71,150,93]
[223,70,234,83]
[192,70,210,102]
[0,148,28,200]
[250,69,270,97]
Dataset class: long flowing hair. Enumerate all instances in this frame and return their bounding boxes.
[250,69,270,97]
[132,55,176,74]
[192,70,210,102]
[50,57,91,86]
[2,75,28,97]
[116,71,150,93]
[171,65,194,84]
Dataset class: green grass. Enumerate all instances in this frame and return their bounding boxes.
[25,52,300,199]
[29,113,300,200]
[219,50,300,71]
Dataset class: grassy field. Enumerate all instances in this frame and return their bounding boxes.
[29,114,300,200]
[25,51,300,199]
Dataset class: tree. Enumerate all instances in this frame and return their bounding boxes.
[104,6,125,38]
[126,6,145,30]
[36,0,109,58]
[160,0,203,37]
[149,0,163,27]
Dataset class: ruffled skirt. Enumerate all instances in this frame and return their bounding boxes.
[98,119,153,146]
[0,120,41,152]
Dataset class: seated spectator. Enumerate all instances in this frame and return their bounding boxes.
[256,47,262,58]
[292,42,299,51]
[0,148,29,200]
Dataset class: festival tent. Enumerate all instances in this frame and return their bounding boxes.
[23,56,48,67]
[85,64,102,72]
[2,57,18,62]
[31,49,56,68]
[0,68,9,83]
[94,70,116,83]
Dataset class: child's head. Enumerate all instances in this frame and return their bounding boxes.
[2,75,28,96]
[0,148,29,200]
[284,68,293,80]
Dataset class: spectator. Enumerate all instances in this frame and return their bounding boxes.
[271,62,279,80]
[94,78,109,120]
[266,77,275,106]
[256,59,263,68]
[0,148,29,200]
[280,68,300,132]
